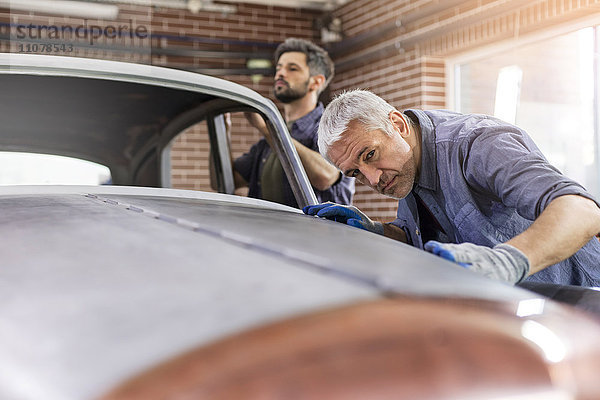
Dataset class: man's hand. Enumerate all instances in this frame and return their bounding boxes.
[424,241,530,284]
[223,112,232,141]
[303,202,384,235]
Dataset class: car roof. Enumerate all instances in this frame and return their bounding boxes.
[0,54,251,173]
[0,53,316,206]
[0,185,542,399]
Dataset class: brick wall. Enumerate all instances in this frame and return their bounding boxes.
[2,0,600,221]
[328,0,600,221]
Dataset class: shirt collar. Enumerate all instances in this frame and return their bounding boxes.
[404,109,437,191]
[289,102,323,141]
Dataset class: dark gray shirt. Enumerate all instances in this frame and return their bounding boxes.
[234,103,355,208]
[392,109,600,286]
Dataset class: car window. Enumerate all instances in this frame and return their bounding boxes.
[168,120,213,192]
[169,112,268,198]
[0,54,317,207]
[0,151,111,185]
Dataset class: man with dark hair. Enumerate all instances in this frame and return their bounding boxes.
[216,38,354,208]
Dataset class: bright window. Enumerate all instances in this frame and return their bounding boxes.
[0,152,111,185]
[453,27,599,197]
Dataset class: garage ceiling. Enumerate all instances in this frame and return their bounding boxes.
[220,0,350,10]
[103,0,351,11]
[1,0,350,18]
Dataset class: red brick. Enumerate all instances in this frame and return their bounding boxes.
[3,0,598,219]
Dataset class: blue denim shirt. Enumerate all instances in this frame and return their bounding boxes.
[392,109,600,286]
[234,103,355,208]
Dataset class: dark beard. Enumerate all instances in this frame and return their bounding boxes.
[274,80,309,103]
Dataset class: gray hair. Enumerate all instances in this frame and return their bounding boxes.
[274,38,334,93]
[317,89,397,161]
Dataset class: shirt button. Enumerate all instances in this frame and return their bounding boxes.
[416,229,420,236]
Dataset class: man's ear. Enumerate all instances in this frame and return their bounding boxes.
[389,110,409,137]
[309,74,326,92]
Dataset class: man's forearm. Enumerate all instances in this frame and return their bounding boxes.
[247,113,339,191]
[292,138,340,191]
[383,222,408,243]
[506,195,600,275]
[266,129,339,190]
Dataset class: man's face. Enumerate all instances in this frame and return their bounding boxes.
[327,116,418,199]
[273,51,311,104]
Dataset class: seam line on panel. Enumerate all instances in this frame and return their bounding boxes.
[83,193,387,292]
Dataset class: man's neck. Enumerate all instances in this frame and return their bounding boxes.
[282,93,318,122]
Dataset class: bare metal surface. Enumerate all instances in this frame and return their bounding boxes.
[1,186,598,399]
[0,187,367,399]
[92,190,539,301]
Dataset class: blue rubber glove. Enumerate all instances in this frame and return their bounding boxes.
[303,202,384,235]
[424,241,530,284]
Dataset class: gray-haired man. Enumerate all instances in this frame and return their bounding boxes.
[304,89,600,286]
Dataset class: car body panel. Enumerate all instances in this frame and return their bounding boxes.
[4,185,600,399]
[2,185,600,399]
[0,53,317,206]
[0,185,376,399]
[2,54,600,400]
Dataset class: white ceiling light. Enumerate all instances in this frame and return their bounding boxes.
[0,0,120,19]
